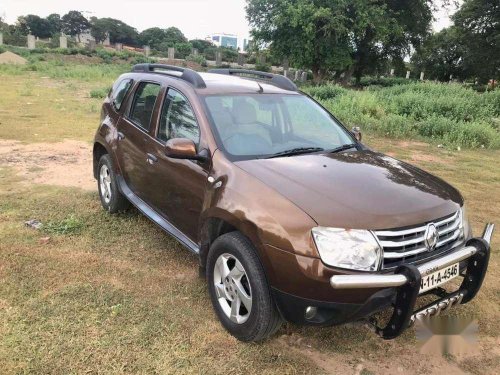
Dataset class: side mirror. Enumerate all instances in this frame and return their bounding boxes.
[351,126,362,142]
[165,138,207,161]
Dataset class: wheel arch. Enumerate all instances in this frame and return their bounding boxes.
[199,210,271,279]
[93,141,111,179]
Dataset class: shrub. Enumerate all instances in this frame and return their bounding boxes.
[314,81,500,149]
[302,85,347,100]
[130,55,155,65]
[174,42,193,59]
[358,76,413,88]
[90,87,110,99]
[254,63,270,72]
[186,54,207,66]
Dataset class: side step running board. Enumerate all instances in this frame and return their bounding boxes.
[116,176,200,255]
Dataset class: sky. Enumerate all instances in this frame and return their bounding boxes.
[0,0,251,39]
[0,0,456,40]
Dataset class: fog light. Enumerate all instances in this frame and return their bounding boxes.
[305,306,317,320]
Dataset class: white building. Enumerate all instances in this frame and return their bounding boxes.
[207,33,249,53]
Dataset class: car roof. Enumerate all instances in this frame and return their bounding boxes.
[196,72,299,95]
[122,65,300,96]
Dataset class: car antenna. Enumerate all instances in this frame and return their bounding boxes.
[256,82,264,93]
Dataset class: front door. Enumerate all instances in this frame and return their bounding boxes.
[147,87,209,242]
[116,81,161,200]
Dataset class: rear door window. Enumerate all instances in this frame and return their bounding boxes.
[158,88,200,144]
[129,82,161,131]
[111,79,133,111]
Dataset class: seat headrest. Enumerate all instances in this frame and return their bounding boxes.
[233,101,257,125]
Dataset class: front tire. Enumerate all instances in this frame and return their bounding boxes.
[207,232,283,342]
[97,154,129,213]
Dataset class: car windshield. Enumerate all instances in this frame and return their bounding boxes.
[204,94,355,160]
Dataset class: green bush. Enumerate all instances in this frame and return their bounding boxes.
[186,53,207,66]
[254,63,270,72]
[174,42,193,59]
[314,81,500,149]
[302,85,347,100]
[358,76,414,88]
[90,87,111,99]
[130,55,155,65]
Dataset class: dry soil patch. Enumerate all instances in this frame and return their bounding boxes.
[0,139,94,190]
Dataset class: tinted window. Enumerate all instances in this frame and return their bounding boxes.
[111,79,133,111]
[158,89,199,143]
[129,82,161,130]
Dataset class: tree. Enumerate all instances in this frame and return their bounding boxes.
[139,27,167,49]
[174,42,193,59]
[0,16,9,32]
[164,27,187,45]
[91,17,138,45]
[247,0,351,82]
[246,0,434,83]
[411,27,466,81]
[46,13,62,35]
[61,11,90,42]
[190,39,213,53]
[22,14,52,38]
[452,0,499,82]
[138,27,187,51]
[348,0,433,83]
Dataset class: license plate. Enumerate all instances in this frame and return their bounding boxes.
[419,263,459,294]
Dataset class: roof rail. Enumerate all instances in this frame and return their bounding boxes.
[132,63,206,89]
[208,68,297,92]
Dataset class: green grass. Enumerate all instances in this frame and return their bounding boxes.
[90,87,111,99]
[43,214,85,235]
[303,82,500,149]
[0,60,130,82]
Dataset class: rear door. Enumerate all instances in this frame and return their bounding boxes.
[116,81,162,199]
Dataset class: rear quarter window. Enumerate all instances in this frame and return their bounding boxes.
[110,79,133,111]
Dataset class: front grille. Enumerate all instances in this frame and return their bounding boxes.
[375,211,464,269]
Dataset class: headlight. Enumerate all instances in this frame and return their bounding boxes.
[460,204,472,239]
[311,227,382,271]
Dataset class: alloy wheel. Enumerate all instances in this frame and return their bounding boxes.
[99,164,112,204]
[213,253,252,324]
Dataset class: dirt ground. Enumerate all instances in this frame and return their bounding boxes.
[0,139,95,191]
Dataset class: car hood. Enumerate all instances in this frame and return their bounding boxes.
[235,150,462,230]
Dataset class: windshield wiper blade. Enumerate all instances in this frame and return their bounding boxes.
[329,143,357,154]
[267,147,324,158]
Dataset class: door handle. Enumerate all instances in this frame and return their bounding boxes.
[117,132,125,141]
[146,153,158,165]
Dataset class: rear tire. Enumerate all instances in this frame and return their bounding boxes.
[97,154,130,213]
[207,231,283,342]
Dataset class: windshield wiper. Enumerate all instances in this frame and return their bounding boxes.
[267,147,324,159]
[329,143,357,154]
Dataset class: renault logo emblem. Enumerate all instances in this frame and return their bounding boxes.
[424,223,439,251]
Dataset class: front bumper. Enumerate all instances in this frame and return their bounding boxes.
[328,223,494,339]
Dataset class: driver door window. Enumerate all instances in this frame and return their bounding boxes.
[158,88,200,144]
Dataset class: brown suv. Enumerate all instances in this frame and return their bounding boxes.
[93,64,494,342]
